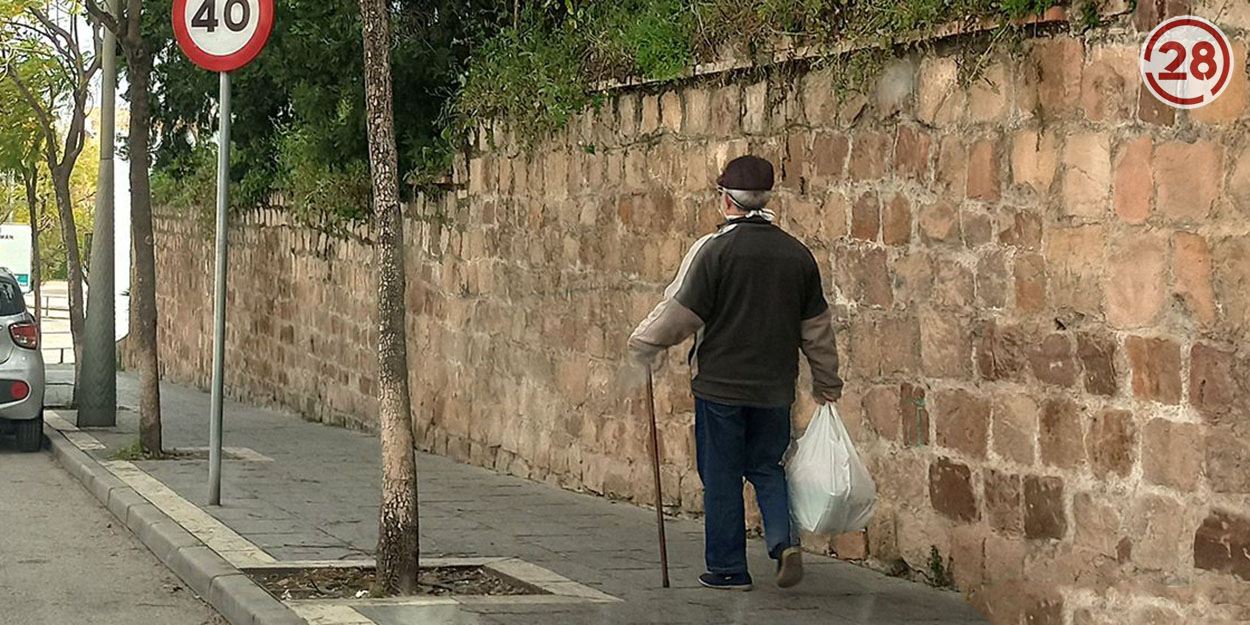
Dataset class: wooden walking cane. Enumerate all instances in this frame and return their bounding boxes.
[645,366,671,588]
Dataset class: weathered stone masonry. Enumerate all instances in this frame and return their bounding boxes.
[150,3,1250,623]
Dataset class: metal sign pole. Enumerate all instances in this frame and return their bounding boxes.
[208,71,231,506]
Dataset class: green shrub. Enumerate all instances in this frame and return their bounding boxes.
[455,20,596,146]
[618,0,694,79]
[275,126,373,227]
[455,0,1065,146]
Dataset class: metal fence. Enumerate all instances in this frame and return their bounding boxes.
[22,290,130,365]
[41,336,74,365]
[37,294,71,320]
[28,294,74,364]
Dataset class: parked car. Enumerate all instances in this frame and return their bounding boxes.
[0,268,44,451]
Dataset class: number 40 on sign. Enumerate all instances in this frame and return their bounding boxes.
[192,0,250,33]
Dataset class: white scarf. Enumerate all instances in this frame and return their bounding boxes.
[721,208,776,223]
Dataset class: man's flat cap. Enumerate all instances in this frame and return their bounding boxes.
[716,155,774,191]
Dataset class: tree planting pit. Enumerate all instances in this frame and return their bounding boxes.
[248,564,547,600]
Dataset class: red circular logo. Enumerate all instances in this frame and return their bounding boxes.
[1140,16,1234,109]
[172,0,274,72]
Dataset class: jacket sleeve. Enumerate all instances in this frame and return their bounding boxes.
[801,308,843,400]
[800,260,842,400]
[628,235,713,365]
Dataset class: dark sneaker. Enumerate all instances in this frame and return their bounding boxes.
[698,572,753,591]
[776,547,804,588]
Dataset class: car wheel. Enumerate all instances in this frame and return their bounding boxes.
[15,414,43,452]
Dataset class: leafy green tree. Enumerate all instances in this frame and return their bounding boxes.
[146,0,506,223]
[1,1,100,397]
[1,70,99,327]
[0,70,42,315]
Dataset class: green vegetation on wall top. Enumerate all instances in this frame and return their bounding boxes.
[154,0,1072,230]
[454,0,1064,146]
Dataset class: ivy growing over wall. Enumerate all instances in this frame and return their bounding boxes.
[454,0,1065,145]
[153,0,1082,230]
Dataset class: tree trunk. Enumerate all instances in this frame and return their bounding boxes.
[50,168,86,397]
[359,0,418,595]
[3,173,13,223]
[125,48,162,455]
[23,166,40,325]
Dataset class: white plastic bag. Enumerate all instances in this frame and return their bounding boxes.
[786,404,877,535]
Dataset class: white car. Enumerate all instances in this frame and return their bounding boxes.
[0,269,44,451]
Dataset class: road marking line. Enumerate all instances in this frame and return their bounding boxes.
[168,445,275,462]
[287,603,377,625]
[97,460,276,567]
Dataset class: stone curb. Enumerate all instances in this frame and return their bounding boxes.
[44,425,307,625]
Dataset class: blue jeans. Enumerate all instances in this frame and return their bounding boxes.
[695,398,794,575]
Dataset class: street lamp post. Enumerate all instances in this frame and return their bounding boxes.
[78,0,118,427]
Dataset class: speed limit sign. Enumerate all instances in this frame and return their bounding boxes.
[172,0,273,504]
[172,0,274,72]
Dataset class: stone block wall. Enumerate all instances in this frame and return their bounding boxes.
[150,3,1250,623]
[151,210,378,429]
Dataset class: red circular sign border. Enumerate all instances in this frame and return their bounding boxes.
[172,0,274,72]
[1141,16,1233,108]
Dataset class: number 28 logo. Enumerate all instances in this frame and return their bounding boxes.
[172,0,273,72]
[1140,16,1234,109]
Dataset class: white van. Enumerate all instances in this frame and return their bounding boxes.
[0,224,33,293]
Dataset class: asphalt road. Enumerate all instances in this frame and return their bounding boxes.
[0,445,225,625]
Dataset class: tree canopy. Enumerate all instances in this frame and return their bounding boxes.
[0,0,98,279]
[148,0,507,225]
[0,60,42,184]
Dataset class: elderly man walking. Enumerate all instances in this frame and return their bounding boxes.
[628,155,843,591]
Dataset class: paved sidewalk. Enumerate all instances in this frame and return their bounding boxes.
[79,372,987,625]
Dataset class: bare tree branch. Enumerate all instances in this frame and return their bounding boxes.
[3,19,56,42]
[5,19,72,61]
[82,0,121,38]
[27,8,76,53]
[70,3,80,52]
[3,25,81,83]
[6,12,87,84]
[125,0,140,46]
[92,19,103,58]
[84,50,101,77]
[62,89,90,164]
